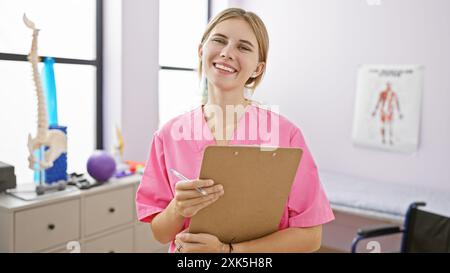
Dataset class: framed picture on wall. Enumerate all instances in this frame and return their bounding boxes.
[352,65,424,153]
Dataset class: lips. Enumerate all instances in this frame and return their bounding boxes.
[213,62,237,74]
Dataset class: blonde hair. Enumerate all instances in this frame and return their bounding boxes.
[198,8,269,104]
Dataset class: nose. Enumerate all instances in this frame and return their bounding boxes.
[220,44,234,60]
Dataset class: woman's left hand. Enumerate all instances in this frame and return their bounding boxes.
[174,232,229,253]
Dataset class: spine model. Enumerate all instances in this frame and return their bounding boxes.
[24,14,67,170]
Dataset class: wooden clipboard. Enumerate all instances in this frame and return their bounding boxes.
[189,145,303,243]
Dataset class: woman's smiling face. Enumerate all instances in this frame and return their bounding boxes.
[199,18,264,92]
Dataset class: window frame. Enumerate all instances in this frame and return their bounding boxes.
[158,0,211,76]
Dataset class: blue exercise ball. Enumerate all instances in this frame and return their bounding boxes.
[87,151,116,182]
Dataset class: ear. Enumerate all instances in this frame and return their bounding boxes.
[251,62,266,78]
[198,44,203,59]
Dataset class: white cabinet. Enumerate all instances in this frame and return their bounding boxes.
[84,227,134,253]
[84,187,134,236]
[15,199,80,252]
[0,175,170,253]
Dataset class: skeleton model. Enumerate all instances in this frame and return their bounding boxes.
[23,14,67,183]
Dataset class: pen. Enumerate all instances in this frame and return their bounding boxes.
[169,168,208,196]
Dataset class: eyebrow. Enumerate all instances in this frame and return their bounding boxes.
[211,33,255,48]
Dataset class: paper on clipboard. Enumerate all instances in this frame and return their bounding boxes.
[189,145,303,243]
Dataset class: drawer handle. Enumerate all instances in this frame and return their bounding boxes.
[109,207,116,213]
[48,223,56,230]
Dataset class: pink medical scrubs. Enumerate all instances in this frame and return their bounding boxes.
[136,104,335,252]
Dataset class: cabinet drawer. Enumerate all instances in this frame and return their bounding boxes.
[84,187,134,236]
[15,199,80,252]
[83,228,133,253]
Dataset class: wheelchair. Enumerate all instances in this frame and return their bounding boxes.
[351,202,450,253]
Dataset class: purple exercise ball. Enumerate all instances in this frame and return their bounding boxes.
[87,151,117,182]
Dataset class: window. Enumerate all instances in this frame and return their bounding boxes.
[0,0,103,184]
[158,0,209,126]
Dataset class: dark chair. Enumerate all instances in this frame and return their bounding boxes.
[351,202,450,253]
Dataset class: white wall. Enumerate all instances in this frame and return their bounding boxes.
[104,0,159,162]
[122,0,159,162]
[103,0,122,155]
[230,0,450,191]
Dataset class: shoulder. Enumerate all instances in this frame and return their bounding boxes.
[252,104,302,139]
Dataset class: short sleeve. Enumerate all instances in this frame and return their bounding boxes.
[287,127,335,227]
[135,132,173,223]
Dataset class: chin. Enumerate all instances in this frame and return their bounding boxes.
[209,79,238,92]
[212,84,238,92]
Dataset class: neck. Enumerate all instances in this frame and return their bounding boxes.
[203,83,251,142]
[205,83,248,110]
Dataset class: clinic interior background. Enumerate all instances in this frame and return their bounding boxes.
[110,0,450,193]
[1,0,449,194]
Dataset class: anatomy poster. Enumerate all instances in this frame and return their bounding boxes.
[352,65,424,153]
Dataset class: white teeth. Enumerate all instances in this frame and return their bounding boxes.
[214,63,235,73]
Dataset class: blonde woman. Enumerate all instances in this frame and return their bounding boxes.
[136,8,334,253]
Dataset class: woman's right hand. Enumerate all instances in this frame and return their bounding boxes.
[173,179,224,218]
